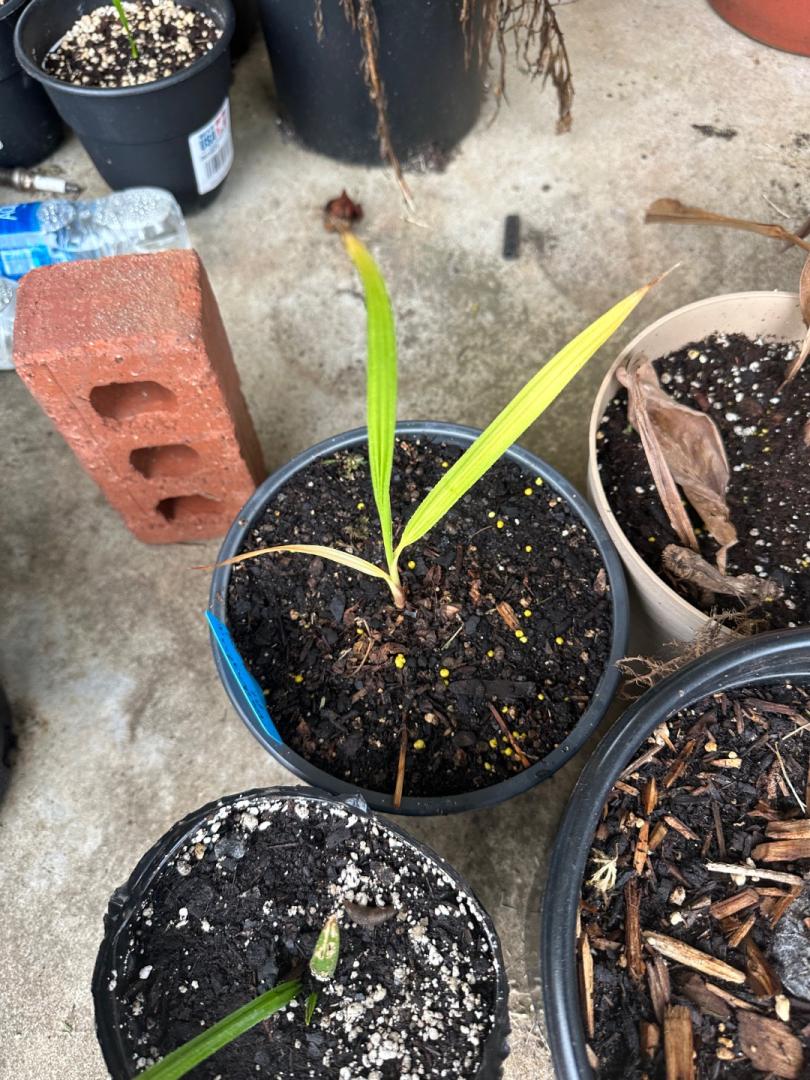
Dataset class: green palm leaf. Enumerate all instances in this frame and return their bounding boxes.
[395,277,661,557]
[138,979,300,1079]
[343,233,397,574]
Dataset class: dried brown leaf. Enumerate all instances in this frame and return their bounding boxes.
[618,358,736,563]
[782,254,810,386]
[662,544,783,604]
[616,361,698,552]
[644,198,810,253]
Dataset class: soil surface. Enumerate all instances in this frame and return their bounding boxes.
[112,793,501,1078]
[597,334,810,629]
[580,680,810,1079]
[226,438,613,798]
[44,1,221,88]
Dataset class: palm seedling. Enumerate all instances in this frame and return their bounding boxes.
[212,234,667,609]
[112,0,139,59]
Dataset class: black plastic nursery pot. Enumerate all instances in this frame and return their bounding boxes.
[15,0,235,211]
[0,0,63,167]
[258,0,484,164]
[92,785,511,1079]
[0,684,11,801]
[209,421,630,816]
[231,0,259,58]
[540,626,810,1080]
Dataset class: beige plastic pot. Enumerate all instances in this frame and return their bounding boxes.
[587,290,804,644]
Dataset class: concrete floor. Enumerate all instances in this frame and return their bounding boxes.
[0,1,807,1077]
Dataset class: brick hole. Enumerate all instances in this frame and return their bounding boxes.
[130,444,202,479]
[156,494,224,522]
[90,380,177,420]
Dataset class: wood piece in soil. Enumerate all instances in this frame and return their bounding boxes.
[737,1011,805,1078]
[663,1005,695,1080]
[643,931,746,985]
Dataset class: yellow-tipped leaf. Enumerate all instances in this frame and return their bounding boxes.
[395,278,659,556]
[200,543,391,583]
[344,233,397,572]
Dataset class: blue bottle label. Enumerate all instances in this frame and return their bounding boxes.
[0,202,40,234]
[206,611,283,745]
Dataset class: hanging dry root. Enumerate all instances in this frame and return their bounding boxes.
[462,0,574,132]
[332,0,574,197]
[618,609,767,697]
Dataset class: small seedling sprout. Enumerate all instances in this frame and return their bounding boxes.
[210,235,669,608]
[304,991,318,1025]
[112,0,139,59]
[137,913,341,1078]
[310,914,340,981]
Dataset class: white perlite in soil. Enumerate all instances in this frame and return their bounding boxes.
[113,796,501,1079]
[43,1,221,89]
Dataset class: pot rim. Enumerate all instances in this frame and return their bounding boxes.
[540,624,810,1080]
[0,0,31,24]
[15,0,234,97]
[91,784,511,1079]
[587,290,802,633]
[209,420,630,816]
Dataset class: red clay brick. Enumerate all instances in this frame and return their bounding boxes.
[14,250,266,543]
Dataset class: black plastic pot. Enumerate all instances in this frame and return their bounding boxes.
[15,0,235,211]
[0,0,63,166]
[230,0,259,58]
[92,785,511,1079]
[209,421,630,816]
[0,684,11,801]
[258,0,483,164]
[540,626,810,1080]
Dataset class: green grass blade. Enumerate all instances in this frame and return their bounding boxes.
[198,543,392,583]
[112,0,139,58]
[344,233,397,572]
[138,979,301,1079]
[395,278,661,555]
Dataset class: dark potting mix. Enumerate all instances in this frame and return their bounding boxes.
[597,333,809,629]
[44,1,221,88]
[579,680,810,1079]
[110,794,501,1078]
[226,438,613,798]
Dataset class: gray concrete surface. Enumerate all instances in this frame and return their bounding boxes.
[0,1,807,1077]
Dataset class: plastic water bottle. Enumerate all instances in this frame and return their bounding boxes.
[0,276,16,371]
[0,187,190,369]
[0,187,190,283]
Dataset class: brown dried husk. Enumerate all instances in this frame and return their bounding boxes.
[781,253,810,386]
[617,357,737,569]
[661,544,783,605]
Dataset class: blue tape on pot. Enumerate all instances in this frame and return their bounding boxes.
[205,611,283,745]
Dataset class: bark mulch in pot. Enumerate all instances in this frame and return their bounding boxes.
[597,333,809,629]
[226,437,613,798]
[112,793,501,1078]
[579,679,810,1079]
[43,0,221,87]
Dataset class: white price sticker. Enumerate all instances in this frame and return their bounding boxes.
[188,98,234,196]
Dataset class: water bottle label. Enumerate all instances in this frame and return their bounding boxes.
[188,98,234,196]
[0,246,55,281]
[0,203,40,234]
